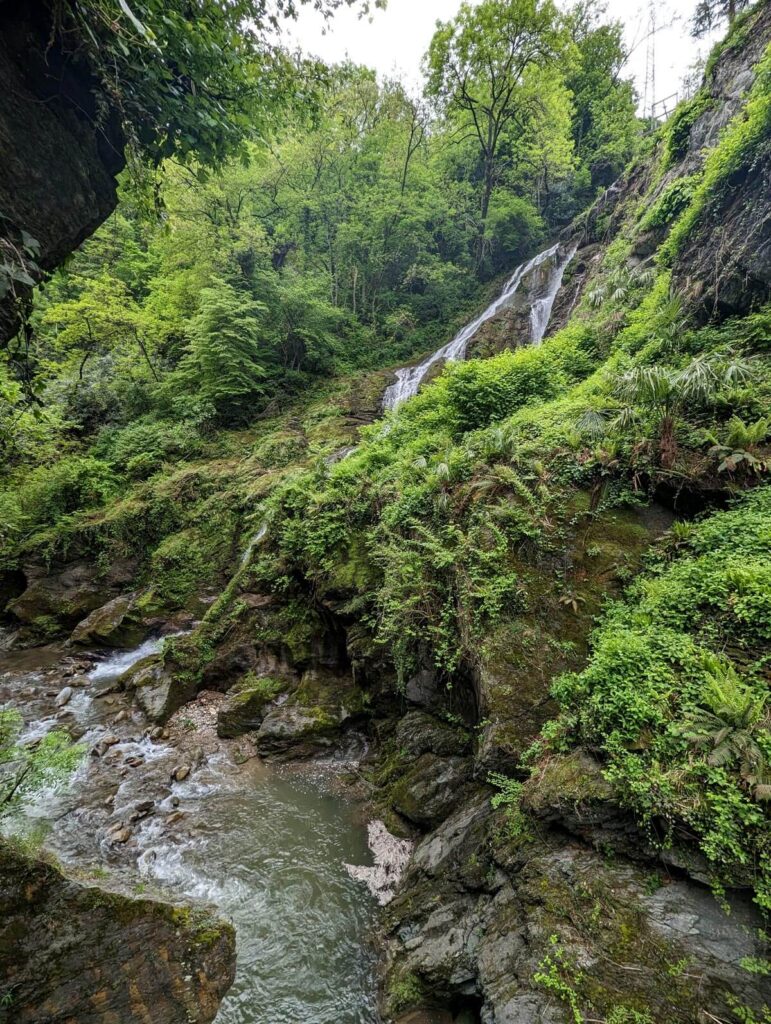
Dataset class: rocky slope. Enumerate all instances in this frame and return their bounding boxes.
[1,5,770,1024]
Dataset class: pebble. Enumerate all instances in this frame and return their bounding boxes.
[113,710,128,724]
[171,765,191,782]
[91,733,120,757]
[171,796,180,808]
[129,800,154,823]
[124,755,145,768]
[109,827,131,844]
[150,726,164,741]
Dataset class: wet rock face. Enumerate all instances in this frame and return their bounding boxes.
[670,2,771,317]
[383,800,771,1024]
[0,844,235,1024]
[0,2,124,343]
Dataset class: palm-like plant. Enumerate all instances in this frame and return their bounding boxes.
[587,264,657,308]
[613,353,754,468]
[680,654,770,800]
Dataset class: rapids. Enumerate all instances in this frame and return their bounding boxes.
[0,639,380,1024]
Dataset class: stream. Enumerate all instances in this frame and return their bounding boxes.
[1,640,380,1024]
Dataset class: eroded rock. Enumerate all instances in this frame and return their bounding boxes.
[70,593,143,648]
[0,843,234,1023]
[391,754,474,830]
[256,667,365,758]
[217,674,291,739]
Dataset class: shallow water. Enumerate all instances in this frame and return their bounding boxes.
[2,643,381,1024]
[141,758,379,1024]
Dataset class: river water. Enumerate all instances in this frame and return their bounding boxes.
[0,641,380,1024]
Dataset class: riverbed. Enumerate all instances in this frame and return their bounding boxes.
[0,640,380,1024]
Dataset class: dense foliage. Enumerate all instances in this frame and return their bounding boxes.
[61,0,382,167]
[1,0,770,917]
[547,490,771,908]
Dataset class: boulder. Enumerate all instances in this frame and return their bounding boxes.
[391,754,474,830]
[256,667,365,758]
[69,593,144,648]
[7,560,138,631]
[0,842,234,1024]
[216,675,290,739]
[123,656,197,725]
[395,711,471,759]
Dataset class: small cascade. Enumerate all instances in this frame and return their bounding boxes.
[382,240,578,410]
[529,240,579,345]
[239,521,268,569]
[88,637,168,684]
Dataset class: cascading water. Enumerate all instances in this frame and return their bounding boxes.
[530,241,579,345]
[1,638,380,1024]
[382,240,578,410]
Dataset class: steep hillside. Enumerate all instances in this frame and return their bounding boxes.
[1,3,770,1023]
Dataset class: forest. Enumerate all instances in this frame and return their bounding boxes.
[0,1,769,1023]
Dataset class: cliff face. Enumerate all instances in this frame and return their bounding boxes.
[0,843,235,1024]
[0,0,125,344]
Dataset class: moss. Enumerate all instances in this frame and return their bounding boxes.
[387,971,426,1016]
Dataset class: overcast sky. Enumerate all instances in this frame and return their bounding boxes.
[284,0,722,115]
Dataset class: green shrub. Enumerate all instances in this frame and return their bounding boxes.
[15,456,116,529]
[444,347,564,432]
[546,488,771,909]
[638,175,701,232]
[664,92,713,167]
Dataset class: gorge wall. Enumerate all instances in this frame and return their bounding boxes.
[0,0,125,344]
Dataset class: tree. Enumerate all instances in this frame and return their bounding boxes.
[566,2,639,194]
[692,0,751,37]
[425,0,572,258]
[56,0,384,168]
[176,278,268,422]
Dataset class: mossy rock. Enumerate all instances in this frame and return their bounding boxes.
[390,754,474,830]
[256,668,367,758]
[216,674,289,738]
[123,655,198,724]
[69,592,145,648]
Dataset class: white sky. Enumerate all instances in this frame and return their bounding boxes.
[283,0,723,115]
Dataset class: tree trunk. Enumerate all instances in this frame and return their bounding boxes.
[659,415,678,469]
[476,159,495,266]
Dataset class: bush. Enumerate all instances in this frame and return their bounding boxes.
[664,92,713,167]
[638,175,701,232]
[16,456,117,529]
[445,347,564,432]
[95,419,203,478]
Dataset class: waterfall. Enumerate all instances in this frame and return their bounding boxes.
[382,240,577,410]
[529,241,579,345]
[240,521,269,568]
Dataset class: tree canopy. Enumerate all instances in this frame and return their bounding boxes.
[61,0,384,167]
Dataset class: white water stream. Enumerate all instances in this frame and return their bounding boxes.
[1,639,381,1024]
[382,240,578,410]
